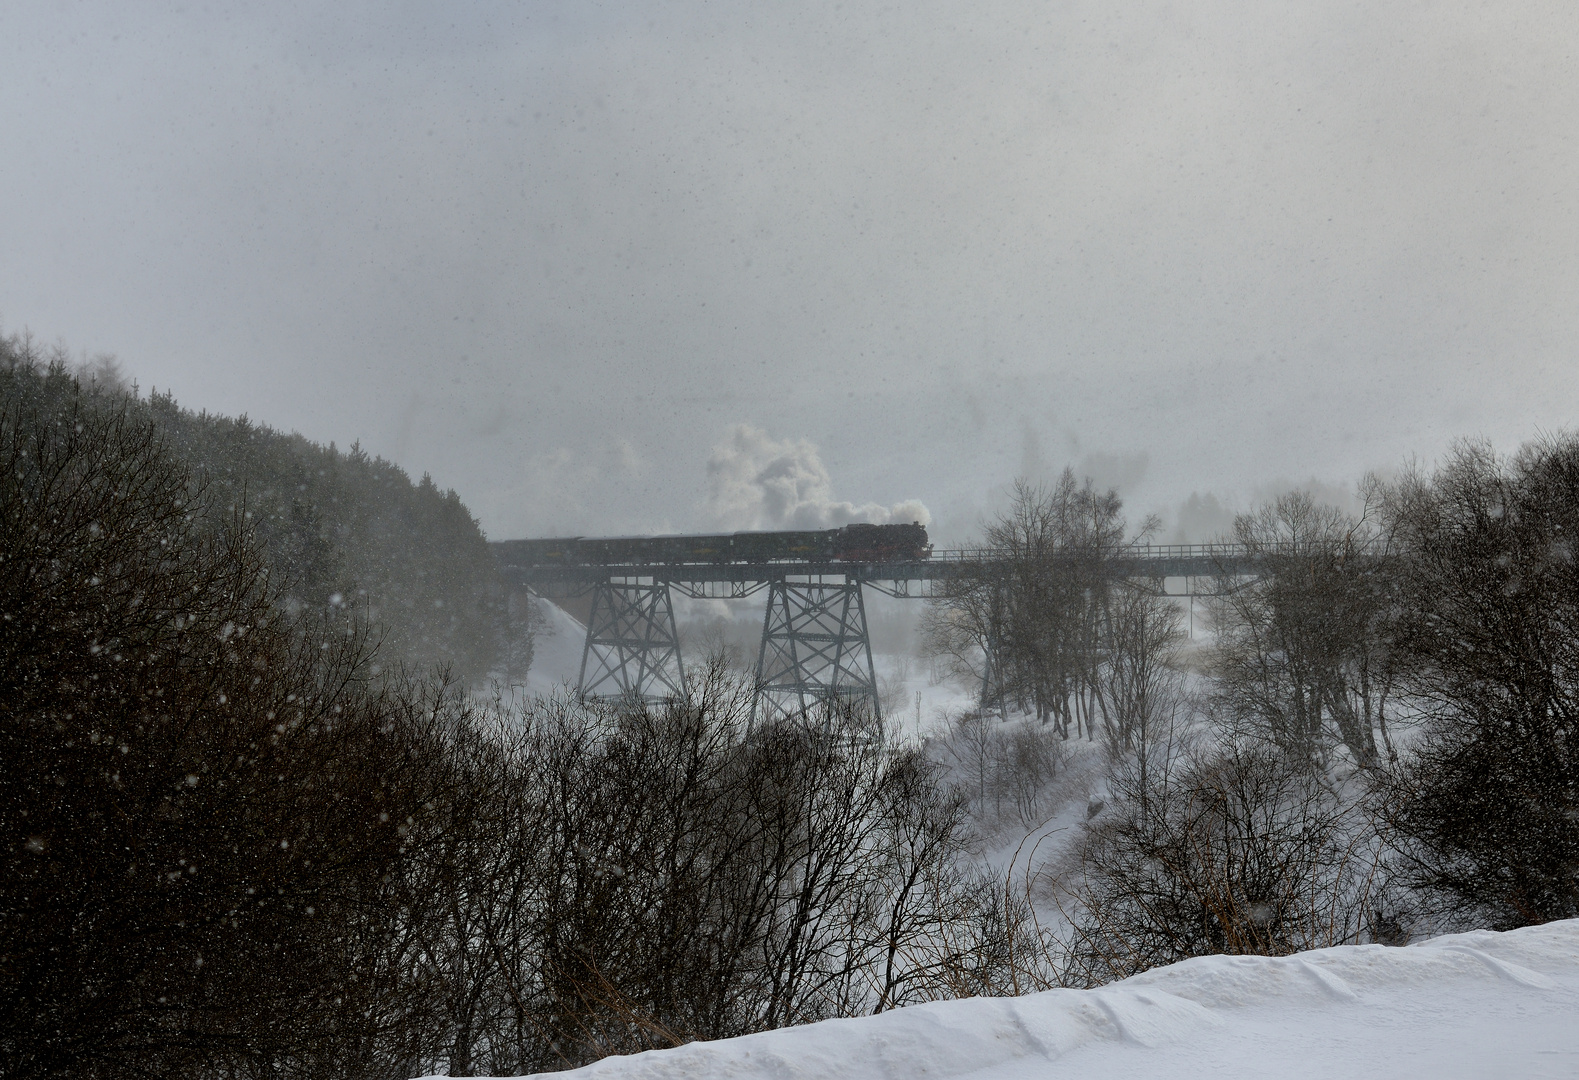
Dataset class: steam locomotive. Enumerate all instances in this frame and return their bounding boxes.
[498,522,930,567]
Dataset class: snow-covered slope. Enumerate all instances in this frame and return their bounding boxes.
[455,920,1579,1080]
[522,599,590,697]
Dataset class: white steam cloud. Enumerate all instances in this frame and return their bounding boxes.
[707,424,930,532]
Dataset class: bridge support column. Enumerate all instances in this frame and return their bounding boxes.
[578,580,686,702]
[754,578,880,723]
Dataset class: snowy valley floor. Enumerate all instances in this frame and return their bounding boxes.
[433,920,1579,1080]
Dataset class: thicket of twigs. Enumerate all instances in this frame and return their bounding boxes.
[1048,724,1390,986]
[402,676,1026,1075]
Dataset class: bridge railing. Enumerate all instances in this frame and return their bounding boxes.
[497,539,1386,574]
[927,542,1268,563]
[1124,539,1387,559]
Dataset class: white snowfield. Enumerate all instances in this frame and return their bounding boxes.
[466,920,1579,1080]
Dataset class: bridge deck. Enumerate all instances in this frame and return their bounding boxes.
[492,542,1260,597]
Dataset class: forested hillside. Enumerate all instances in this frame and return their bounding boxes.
[6,332,1576,1080]
[0,334,525,684]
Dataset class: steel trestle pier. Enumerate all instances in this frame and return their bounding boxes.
[754,579,878,723]
[578,580,686,702]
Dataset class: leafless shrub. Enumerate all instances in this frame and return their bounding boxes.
[383,667,1017,1075]
[934,711,1067,831]
[1051,728,1384,986]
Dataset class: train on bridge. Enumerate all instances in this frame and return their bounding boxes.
[501,522,931,567]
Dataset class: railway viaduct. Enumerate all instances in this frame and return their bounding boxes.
[492,537,1259,721]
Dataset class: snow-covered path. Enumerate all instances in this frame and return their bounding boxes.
[468,920,1579,1080]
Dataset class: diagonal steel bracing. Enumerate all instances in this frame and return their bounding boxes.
[578,580,686,701]
[754,578,879,723]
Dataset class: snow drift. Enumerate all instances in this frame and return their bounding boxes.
[440,920,1579,1080]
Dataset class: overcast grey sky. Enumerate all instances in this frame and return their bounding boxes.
[4,2,1577,543]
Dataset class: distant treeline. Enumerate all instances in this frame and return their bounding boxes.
[0,333,529,684]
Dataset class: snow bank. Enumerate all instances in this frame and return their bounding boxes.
[458,920,1579,1080]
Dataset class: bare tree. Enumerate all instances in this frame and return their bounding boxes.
[934,711,1066,831]
[1209,489,1401,770]
[925,471,1160,744]
[1090,584,1187,757]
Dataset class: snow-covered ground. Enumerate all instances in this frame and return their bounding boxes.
[873,651,980,743]
[430,920,1579,1080]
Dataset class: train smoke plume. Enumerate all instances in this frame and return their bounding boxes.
[706,424,930,531]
